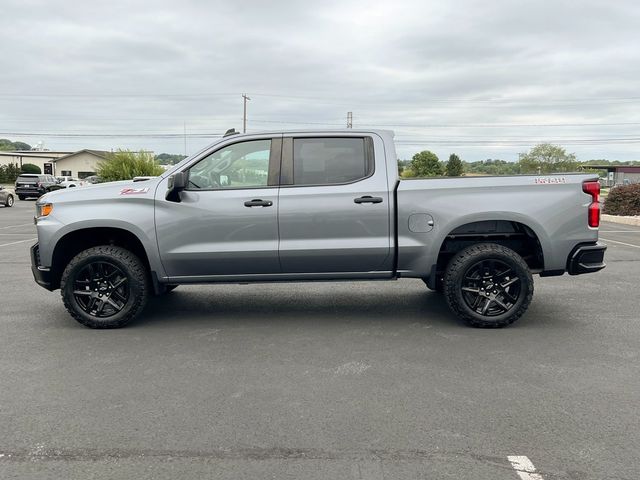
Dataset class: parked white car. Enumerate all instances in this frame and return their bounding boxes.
[56,176,85,188]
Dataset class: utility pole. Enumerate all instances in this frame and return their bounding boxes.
[347,111,353,128]
[242,94,251,133]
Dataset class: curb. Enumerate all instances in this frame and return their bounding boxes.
[602,214,640,226]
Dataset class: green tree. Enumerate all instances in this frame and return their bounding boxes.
[155,153,188,165]
[21,163,41,174]
[12,141,31,150]
[98,150,164,181]
[0,163,20,183]
[410,150,443,177]
[0,139,32,151]
[445,153,464,176]
[519,144,579,174]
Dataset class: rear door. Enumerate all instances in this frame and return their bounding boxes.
[155,136,282,278]
[277,134,391,273]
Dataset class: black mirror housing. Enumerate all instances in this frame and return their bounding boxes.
[166,171,188,202]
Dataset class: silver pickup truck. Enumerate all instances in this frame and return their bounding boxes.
[31,129,606,329]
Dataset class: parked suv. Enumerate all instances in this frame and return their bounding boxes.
[15,174,59,200]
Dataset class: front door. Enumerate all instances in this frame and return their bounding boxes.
[277,135,391,273]
[155,137,282,278]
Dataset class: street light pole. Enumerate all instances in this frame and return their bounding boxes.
[242,94,251,133]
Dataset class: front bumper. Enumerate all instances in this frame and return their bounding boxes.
[30,243,54,290]
[567,242,607,275]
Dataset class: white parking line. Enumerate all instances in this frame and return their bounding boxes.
[0,238,36,248]
[507,456,545,480]
[0,223,34,230]
[600,230,640,233]
[600,237,640,249]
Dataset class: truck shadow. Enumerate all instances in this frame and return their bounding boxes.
[136,285,461,329]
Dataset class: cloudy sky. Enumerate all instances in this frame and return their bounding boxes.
[1,0,640,161]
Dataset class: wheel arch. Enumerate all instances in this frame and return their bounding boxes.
[428,214,549,286]
[50,226,158,290]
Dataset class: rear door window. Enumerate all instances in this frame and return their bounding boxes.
[292,137,372,185]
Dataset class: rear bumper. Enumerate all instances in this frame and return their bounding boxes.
[15,187,44,197]
[567,242,607,275]
[30,243,54,291]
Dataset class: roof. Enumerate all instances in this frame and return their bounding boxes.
[0,151,63,158]
[54,149,109,162]
[13,150,74,154]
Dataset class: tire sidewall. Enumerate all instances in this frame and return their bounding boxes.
[447,246,533,325]
[6,195,13,207]
[62,252,145,327]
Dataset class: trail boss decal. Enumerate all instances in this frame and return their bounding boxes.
[120,187,150,195]
[534,177,567,184]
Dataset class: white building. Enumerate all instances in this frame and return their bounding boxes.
[0,149,108,178]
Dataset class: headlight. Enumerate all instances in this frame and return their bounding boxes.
[36,203,53,217]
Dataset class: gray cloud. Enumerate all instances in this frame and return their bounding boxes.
[1,0,639,161]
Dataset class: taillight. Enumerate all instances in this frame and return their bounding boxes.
[582,180,600,228]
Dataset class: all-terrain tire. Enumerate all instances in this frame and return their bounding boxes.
[443,243,534,328]
[60,245,149,329]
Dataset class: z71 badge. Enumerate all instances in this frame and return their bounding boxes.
[120,187,150,195]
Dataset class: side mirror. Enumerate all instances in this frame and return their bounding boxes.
[166,171,188,202]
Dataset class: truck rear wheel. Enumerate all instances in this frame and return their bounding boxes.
[60,245,149,329]
[443,243,533,328]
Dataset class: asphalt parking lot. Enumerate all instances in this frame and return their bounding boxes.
[1,198,639,479]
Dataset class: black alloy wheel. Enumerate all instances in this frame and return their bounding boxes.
[72,261,129,318]
[460,259,521,316]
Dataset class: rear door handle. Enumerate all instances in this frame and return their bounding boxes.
[354,196,383,204]
[244,199,273,207]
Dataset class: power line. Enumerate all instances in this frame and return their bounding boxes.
[246,119,640,128]
[3,91,640,107]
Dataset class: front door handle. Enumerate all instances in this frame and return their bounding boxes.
[354,196,383,204]
[244,199,273,207]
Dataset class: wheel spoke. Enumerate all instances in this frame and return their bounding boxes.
[480,298,492,315]
[501,277,520,288]
[470,295,483,309]
[462,287,480,293]
[494,297,509,311]
[86,296,97,312]
[95,299,106,314]
[105,297,122,311]
[73,290,92,296]
[503,290,518,303]
[111,289,127,302]
[111,277,127,289]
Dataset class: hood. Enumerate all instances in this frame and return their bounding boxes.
[38,178,162,204]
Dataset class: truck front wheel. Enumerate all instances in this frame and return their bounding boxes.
[443,243,533,328]
[60,246,149,328]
